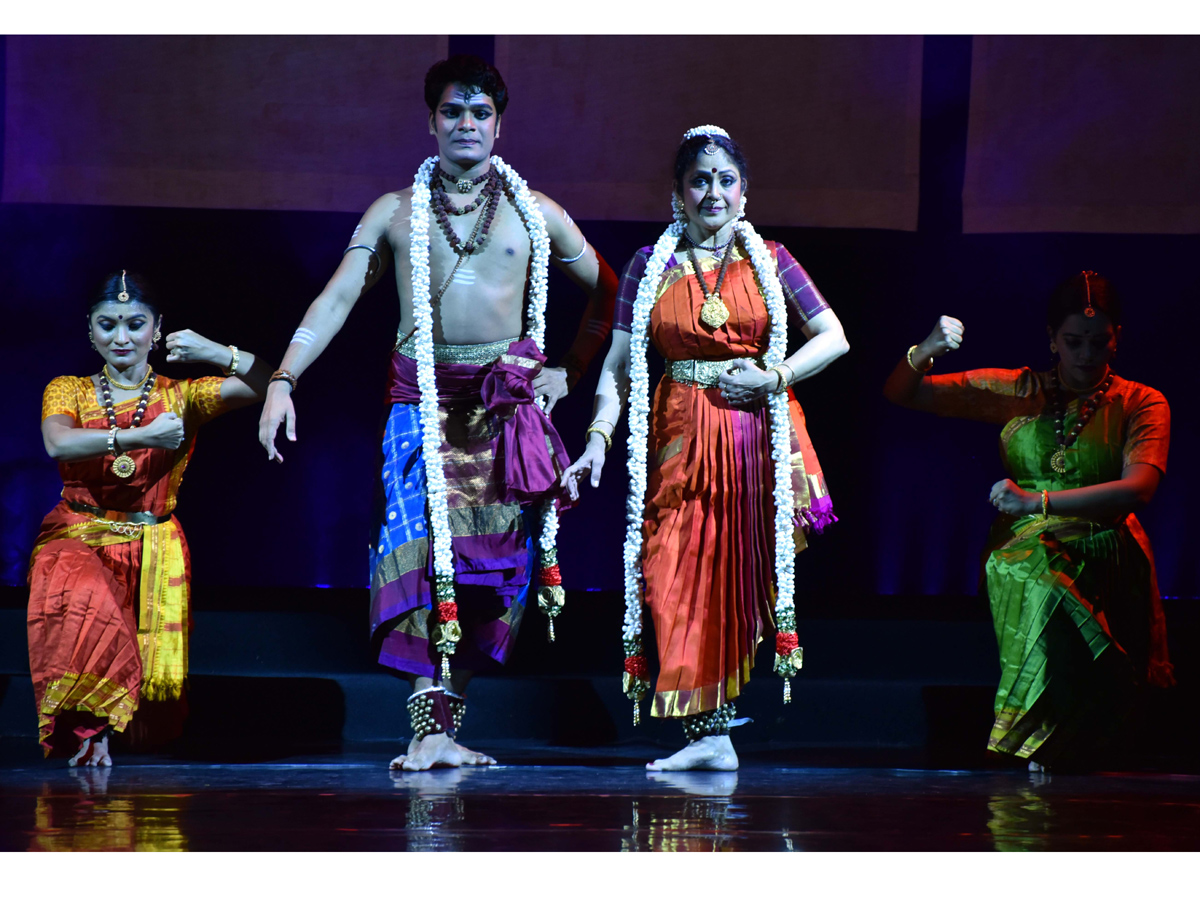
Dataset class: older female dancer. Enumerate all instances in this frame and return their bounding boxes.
[883,272,1173,770]
[29,271,272,766]
[563,126,849,770]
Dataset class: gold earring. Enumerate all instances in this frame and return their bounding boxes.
[153,328,162,344]
[1049,342,1058,355]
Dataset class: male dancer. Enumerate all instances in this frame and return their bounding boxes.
[259,56,616,769]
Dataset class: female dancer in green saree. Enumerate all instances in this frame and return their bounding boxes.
[884,271,1173,770]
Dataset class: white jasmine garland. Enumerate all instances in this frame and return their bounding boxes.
[622,220,797,650]
[407,155,559,613]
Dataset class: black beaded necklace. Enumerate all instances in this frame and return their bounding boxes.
[1047,367,1114,474]
[99,366,155,479]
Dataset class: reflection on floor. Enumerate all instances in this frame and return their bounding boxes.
[3,743,1200,851]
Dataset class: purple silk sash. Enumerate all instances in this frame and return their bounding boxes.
[386,338,571,507]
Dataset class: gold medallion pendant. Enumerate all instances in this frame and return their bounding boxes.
[1050,449,1067,474]
[112,454,137,479]
[699,292,731,329]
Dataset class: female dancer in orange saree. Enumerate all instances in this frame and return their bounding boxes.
[884,272,1172,770]
[564,126,849,770]
[30,271,271,765]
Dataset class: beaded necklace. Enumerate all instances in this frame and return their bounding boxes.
[682,228,735,254]
[1047,367,1114,474]
[98,366,155,479]
[685,236,736,329]
[430,168,502,255]
[439,168,489,194]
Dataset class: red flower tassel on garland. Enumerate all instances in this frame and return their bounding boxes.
[432,584,461,681]
[773,631,803,704]
[537,560,565,643]
[623,655,651,725]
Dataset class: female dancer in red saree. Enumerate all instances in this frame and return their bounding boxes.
[29,271,271,765]
[884,272,1172,770]
[564,127,849,770]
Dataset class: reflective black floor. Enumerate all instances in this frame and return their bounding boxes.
[3,744,1200,850]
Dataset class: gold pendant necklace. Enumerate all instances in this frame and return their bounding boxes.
[699,293,731,329]
[99,367,156,479]
[686,235,736,329]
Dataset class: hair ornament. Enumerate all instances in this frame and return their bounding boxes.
[117,269,130,303]
[681,124,731,155]
[1081,270,1097,317]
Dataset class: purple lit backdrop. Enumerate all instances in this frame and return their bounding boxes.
[1,35,1197,604]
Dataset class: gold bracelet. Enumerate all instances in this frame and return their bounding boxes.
[585,425,613,453]
[906,345,933,374]
[1041,489,1050,520]
[270,369,298,391]
[223,345,241,376]
[768,367,788,394]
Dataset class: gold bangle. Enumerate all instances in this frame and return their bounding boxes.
[223,345,240,376]
[585,426,613,453]
[1041,489,1050,519]
[270,369,297,391]
[589,418,616,433]
[907,345,933,374]
[767,367,788,394]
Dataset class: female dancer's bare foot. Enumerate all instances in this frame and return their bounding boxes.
[68,733,112,768]
[646,735,738,771]
[390,735,497,770]
[1027,760,1045,773]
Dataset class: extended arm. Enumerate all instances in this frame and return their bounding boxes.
[258,193,400,461]
[560,330,631,499]
[532,195,619,413]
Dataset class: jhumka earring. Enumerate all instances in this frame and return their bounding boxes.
[671,195,687,225]
[152,327,162,349]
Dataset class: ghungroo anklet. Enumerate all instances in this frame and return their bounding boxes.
[680,702,737,742]
[445,690,466,734]
[407,686,457,741]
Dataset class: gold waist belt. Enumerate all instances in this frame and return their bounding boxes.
[395,335,518,366]
[66,500,172,527]
[667,357,759,388]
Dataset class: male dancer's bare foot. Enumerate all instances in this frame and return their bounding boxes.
[390,735,497,770]
[68,733,112,768]
[646,735,738,771]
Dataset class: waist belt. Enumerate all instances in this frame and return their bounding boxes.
[66,500,173,527]
[667,357,759,388]
[395,334,518,366]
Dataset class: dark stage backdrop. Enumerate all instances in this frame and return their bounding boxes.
[2,35,1198,605]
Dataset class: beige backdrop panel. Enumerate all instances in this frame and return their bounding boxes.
[3,35,449,212]
[964,36,1200,234]
[493,35,923,230]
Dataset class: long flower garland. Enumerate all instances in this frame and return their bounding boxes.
[621,217,802,720]
[408,155,563,678]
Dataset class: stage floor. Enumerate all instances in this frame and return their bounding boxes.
[3,742,1200,851]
